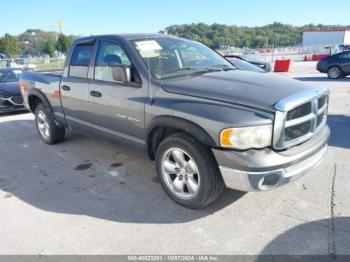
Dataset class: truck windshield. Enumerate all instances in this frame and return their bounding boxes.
[131,37,235,80]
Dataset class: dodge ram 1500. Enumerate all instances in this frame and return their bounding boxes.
[20,34,330,208]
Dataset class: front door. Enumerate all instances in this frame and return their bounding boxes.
[88,39,146,144]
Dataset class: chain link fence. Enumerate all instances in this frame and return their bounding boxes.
[0,57,64,71]
[218,43,349,63]
[1,43,349,71]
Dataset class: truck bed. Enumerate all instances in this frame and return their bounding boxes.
[20,70,64,115]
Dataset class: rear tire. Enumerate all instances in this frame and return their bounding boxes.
[327,66,342,79]
[155,133,225,209]
[35,103,65,144]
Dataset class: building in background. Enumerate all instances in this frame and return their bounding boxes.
[303,29,350,54]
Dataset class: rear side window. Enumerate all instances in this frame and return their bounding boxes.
[69,44,94,78]
[339,52,350,59]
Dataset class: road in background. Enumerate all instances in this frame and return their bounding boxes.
[0,62,349,255]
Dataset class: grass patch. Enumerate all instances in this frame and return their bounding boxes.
[35,61,64,71]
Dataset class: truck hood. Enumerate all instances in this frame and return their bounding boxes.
[162,70,313,112]
[0,81,20,97]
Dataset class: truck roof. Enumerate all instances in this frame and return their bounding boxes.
[77,33,178,42]
[119,33,177,40]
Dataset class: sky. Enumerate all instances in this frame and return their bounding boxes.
[1,0,349,36]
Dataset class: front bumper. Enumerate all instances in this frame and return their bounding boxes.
[316,62,327,73]
[0,96,26,113]
[212,125,330,192]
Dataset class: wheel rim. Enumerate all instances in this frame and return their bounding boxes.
[329,67,340,78]
[37,110,50,140]
[160,148,200,199]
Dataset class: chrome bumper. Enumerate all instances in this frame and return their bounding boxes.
[0,96,24,106]
[218,144,327,191]
[213,125,330,192]
[0,96,25,113]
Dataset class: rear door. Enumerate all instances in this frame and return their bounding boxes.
[88,39,146,143]
[60,41,96,129]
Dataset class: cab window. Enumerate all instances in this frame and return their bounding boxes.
[94,40,131,82]
[69,43,94,78]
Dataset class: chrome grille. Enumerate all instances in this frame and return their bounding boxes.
[317,112,325,127]
[286,102,312,121]
[9,96,24,106]
[284,121,311,142]
[318,96,326,109]
[273,87,329,150]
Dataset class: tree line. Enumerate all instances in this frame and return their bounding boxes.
[1,23,349,57]
[163,22,350,49]
[0,29,75,58]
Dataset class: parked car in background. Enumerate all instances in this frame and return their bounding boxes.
[317,51,350,79]
[0,53,8,59]
[20,34,329,209]
[339,44,350,52]
[224,55,272,72]
[224,56,266,73]
[8,60,37,71]
[0,68,26,113]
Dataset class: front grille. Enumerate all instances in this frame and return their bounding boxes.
[318,96,326,109]
[284,121,311,142]
[9,96,24,105]
[317,112,325,127]
[274,93,329,149]
[286,102,312,120]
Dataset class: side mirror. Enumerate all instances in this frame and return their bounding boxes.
[111,65,131,83]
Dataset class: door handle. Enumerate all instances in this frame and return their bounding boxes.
[61,85,71,91]
[90,90,102,97]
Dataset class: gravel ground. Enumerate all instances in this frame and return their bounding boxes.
[0,62,349,255]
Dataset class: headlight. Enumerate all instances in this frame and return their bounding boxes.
[220,125,272,150]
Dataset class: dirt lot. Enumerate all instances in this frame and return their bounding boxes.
[0,62,349,255]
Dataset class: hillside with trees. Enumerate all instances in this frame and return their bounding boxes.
[1,23,350,57]
[0,29,76,58]
[164,22,350,49]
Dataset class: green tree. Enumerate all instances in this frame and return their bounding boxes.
[42,38,56,57]
[0,33,21,56]
[164,22,350,49]
[56,34,74,54]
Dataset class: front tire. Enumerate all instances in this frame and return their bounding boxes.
[35,103,65,144]
[155,133,225,209]
[327,66,342,79]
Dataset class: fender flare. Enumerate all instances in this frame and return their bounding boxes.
[27,89,54,113]
[145,115,216,159]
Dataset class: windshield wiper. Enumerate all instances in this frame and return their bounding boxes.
[158,67,221,80]
[210,64,237,71]
[161,67,211,74]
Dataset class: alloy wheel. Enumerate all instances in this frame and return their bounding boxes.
[160,148,200,199]
[328,67,341,79]
[37,110,50,140]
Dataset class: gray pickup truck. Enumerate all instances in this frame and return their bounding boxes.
[20,34,330,209]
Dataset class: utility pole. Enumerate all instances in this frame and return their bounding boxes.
[54,20,64,67]
[56,20,63,34]
[53,24,57,41]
